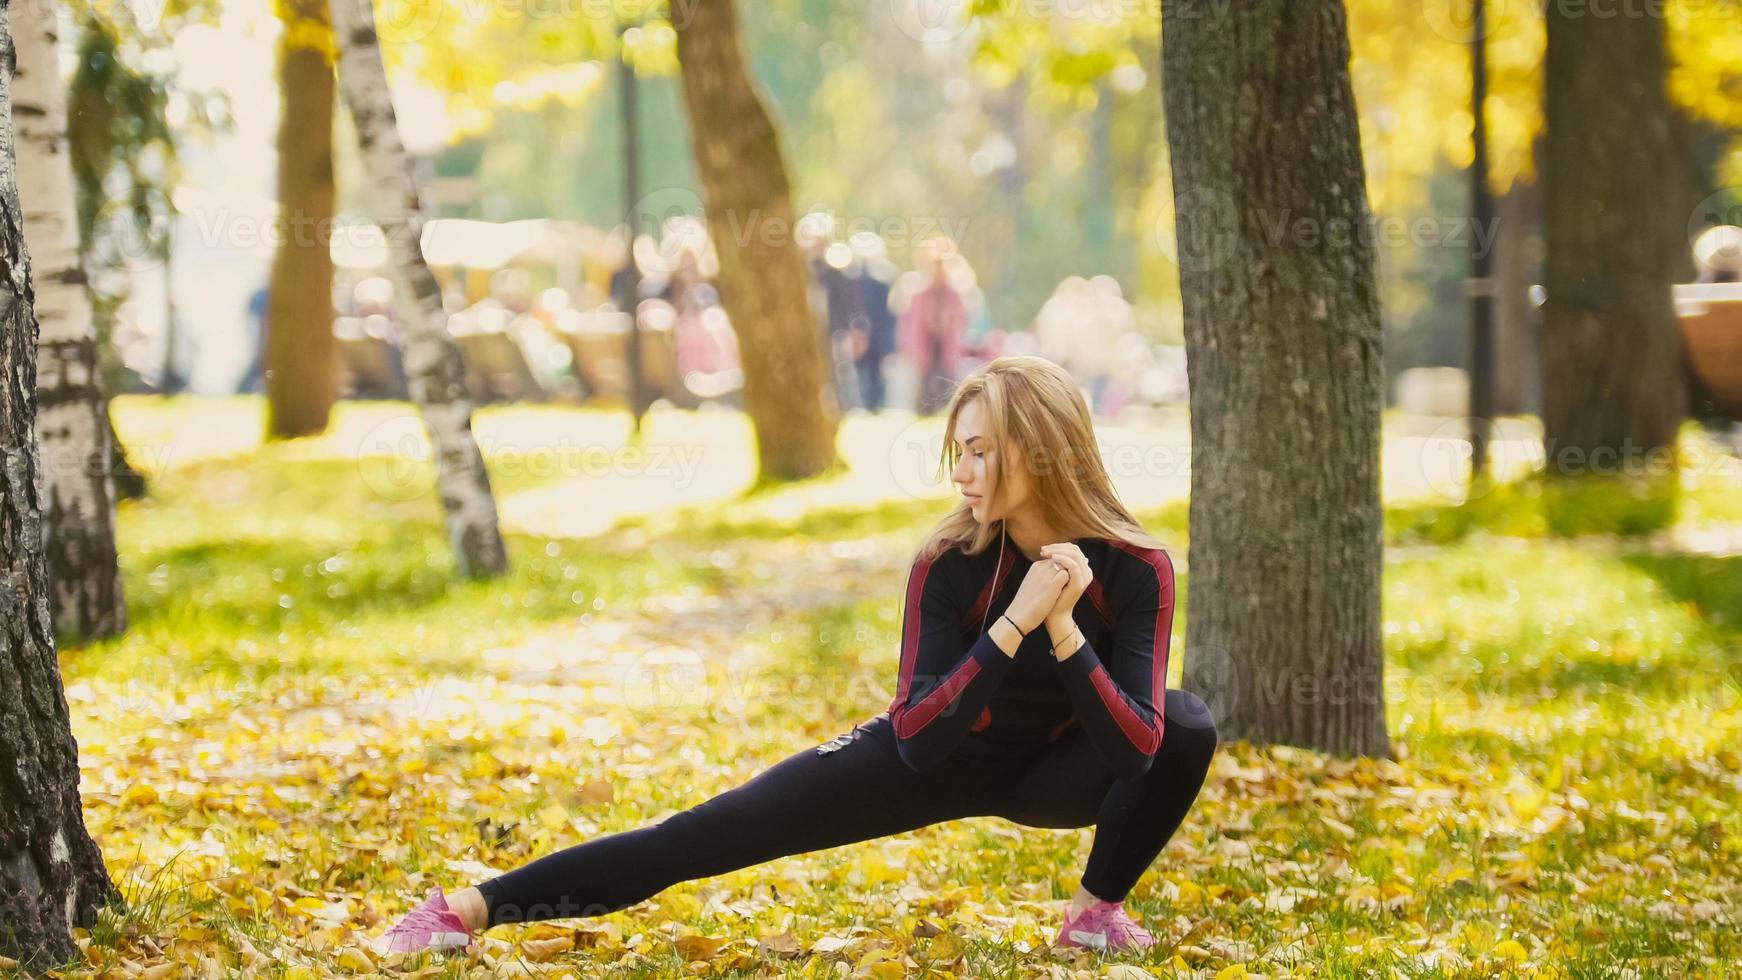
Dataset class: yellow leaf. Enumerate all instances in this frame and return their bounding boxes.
[521,935,574,962]
[1320,815,1358,839]
[1507,773,1546,821]
[537,803,570,831]
[1544,758,1564,791]
[1493,939,1529,961]
[655,890,701,921]
[757,931,803,956]
[336,947,376,972]
[1214,966,1249,980]
[917,930,966,961]
[674,933,728,961]
[122,783,159,806]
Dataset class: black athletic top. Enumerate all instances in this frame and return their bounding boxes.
[881,528,1177,780]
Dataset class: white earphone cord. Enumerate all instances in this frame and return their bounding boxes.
[981,522,1006,636]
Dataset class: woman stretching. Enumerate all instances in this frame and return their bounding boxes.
[376,355,1219,956]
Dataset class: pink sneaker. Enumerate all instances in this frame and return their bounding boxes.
[1054,897,1157,953]
[373,886,476,955]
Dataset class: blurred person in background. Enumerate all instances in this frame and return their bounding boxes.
[1033,276,1089,398]
[850,231,900,414]
[897,236,970,415]
[958,260,993,357]
[237,282,269,395]
[1031,275,1132,416]
[668,244,738,380]
[1083,276,1136,414]
[1099,330,1157,420]
[603,224,639,314]
[802,211,868,411]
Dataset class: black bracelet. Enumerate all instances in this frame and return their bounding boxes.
[999,612,1028,638]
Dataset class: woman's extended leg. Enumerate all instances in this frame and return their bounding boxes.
[993,689,1219,903]
[471,716,1004,927]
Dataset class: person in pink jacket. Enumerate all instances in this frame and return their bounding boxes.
[898,237,970,415]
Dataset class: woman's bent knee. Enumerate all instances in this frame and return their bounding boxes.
[1165,690,1217,738]
[1163,689,1218,768]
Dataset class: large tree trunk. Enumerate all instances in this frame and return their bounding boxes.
[1541,8,1684,461]
[0,7,122,965]
[1163,0,1390,757]
[13,0,127,643]
[674,0,838,481]
[266,0,339,439]
[1493,179,1540,417]
[329,0,506,578]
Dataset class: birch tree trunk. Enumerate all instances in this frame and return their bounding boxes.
[266,0,339,438]
[0,5,122,964]
[673,0,839,481]
[329,0,506,577]
[1163,0,1390,757]
[13,0,126,642]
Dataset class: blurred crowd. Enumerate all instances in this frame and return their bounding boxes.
[800,211,1181,418]
[240,210,1198,418]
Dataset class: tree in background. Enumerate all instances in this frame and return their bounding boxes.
[0,4,122,962]
[1540,4,1685,498]
[14,0,127,642]
[265,0,340,438]
[67,2,228,498]
[674,0,838,480]
[1163,0,1390,756]
[329,0,508,578]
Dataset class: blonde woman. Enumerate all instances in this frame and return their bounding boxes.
[377,355,1219,956]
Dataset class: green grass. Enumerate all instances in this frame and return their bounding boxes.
[45,399,1742,978]
[1386,421,1742,545]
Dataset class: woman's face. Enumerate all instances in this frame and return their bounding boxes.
[950,398,1032,524]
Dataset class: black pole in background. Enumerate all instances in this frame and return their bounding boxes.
[620,27,648,436]
[1468,0,1496,480]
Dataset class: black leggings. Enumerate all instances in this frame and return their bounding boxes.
[476,689,1218,927]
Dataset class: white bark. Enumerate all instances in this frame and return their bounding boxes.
[329,0,506,577]
[14,0,126,641]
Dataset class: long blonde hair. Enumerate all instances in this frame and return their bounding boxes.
[913,355,1166,563]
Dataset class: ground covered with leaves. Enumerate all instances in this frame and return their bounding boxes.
[32,399,1742,978]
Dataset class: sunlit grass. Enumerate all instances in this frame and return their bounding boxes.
[49,397,1742,977]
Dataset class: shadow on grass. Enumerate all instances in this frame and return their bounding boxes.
[1383,541,1739,706]
[1621,553,1742,639]
[119,529,463,637]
